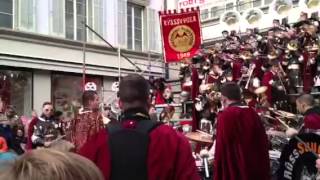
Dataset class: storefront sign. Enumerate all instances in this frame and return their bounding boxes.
[159,8,202,63]
[178,0,207,9]
[278,133,320,180]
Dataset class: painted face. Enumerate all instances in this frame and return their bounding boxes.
[163,87,172,100]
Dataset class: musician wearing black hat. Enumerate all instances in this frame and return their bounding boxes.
[214,82,270,180]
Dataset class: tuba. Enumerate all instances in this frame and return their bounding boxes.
[299,0,320,14]
[243,8,264,28]
[270,0,293,19]
[220,10,242,31]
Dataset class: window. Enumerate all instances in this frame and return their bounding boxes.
[147,8,161,52]
[264,0,273,6]
[0,70,32,116]
[65,0,74,39]
[238,0,252,11]
[118,0,127,48]
[311,12,319,19]
[87,0,104,42]
[18,0,36,31]
[65,0,89,41]
[127,3,143,51]
[253,0,262,7]
[0,0,13,28]
[211,6,224,18]
[52,74,102,120]
[50,0,65,37]
[76,0,86,41]
[226,3,234,11]
[210,7,217,18]
[201,9,209,20]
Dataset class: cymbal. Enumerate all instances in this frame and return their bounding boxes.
[269,108,296,119]
[254,86,268,95]
[185,132,213,143]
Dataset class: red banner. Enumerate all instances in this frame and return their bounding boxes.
[159,8,202,63]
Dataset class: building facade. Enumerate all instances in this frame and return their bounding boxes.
[0,0,163,117]
[167,0,320,46]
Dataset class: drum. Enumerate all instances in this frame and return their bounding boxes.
[278,133,320,180]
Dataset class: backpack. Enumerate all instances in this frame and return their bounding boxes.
[107,120,161,180]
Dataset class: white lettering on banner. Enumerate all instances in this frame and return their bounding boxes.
[163,16,197,26]
[283,149,300,179]
[178,0,206,9]
[177,52,191,59]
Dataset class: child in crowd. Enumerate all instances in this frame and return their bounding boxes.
[0,149,103,180]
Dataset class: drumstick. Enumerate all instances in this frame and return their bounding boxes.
[270,116,318,158]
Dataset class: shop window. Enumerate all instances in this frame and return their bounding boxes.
[51,74,102,120]
[0,70,32,116]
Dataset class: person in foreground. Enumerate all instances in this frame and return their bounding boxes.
[79,74,199,180]
[0,149,103,180]
[214,82,270,180]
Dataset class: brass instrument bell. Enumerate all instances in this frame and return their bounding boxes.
[287,40,299,51]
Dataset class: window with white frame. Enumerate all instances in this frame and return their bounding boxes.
[49,0,65,37]
[201,9,209,20]
[211,6,224,18]
[76,0,86,41]
[226,3,234,11]
[127,3,143,51]
[118,0,127,48]
[147,8,161,52]
[210,7,218,18]
[18,0,36,31]
[0,0,13,28]
[65,0,87,41]
[264,0,273,6]
[238,0,252,11]
[65,0,74,39]
[253,0,262,7]
[87,0,104,42]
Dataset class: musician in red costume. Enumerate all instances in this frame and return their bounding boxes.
[79,74,199,180]
[262,62,278,106]
[214,82,270,180]
[70,91,104,152]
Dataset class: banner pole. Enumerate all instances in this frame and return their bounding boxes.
[118,47,121,81]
